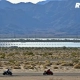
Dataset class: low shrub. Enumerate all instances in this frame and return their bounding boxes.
[61,62,73,66]
[54,66,58,69]
[74,63,80,69]
[13,66,21,69]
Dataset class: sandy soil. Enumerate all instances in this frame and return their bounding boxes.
[0,68,80,73]
[0,69,80,80]
[0,76,80,80]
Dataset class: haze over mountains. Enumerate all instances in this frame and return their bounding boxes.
[0,0,80,37]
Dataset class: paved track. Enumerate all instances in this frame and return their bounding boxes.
[0,73,80,77]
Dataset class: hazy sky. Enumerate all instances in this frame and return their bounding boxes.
[7,0,46,4]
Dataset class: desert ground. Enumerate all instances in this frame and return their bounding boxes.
[0,47,80,80]
[0,76,80,80]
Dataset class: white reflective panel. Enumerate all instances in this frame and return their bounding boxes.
[0,42,80,47]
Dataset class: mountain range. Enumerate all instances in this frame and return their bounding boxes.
[0,0,80,37]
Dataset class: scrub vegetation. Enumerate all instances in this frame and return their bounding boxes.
[0,47,80,70]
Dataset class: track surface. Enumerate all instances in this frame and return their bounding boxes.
[0,73,80,77]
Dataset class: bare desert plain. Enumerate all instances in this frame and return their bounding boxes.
[0,76,80,80]
[0,47,80,80]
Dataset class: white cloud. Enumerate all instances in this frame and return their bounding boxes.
[7,0,46,4]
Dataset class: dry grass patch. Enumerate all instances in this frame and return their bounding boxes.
[13,66,21,69]
[74,63,80,69]
[53,66,59,69]
[49,78,63,80]
[24,65,34,69]
[61,62,73,66]
[0,47,80,70]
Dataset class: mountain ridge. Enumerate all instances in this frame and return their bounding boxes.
[0,0,80,37]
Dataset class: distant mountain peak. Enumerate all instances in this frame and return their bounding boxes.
[37,0,67,5]
[16,2,34,5]
[0,0,10,3]
[0,0,80,37]
[0,0,7,2]
[0,0,6,1]
[38,0,53,4]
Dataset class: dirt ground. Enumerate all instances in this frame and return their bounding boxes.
[0,76,80,80]
[0,48,80,80]
[0,68,80,80]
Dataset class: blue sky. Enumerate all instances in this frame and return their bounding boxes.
[7,0,46,4]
